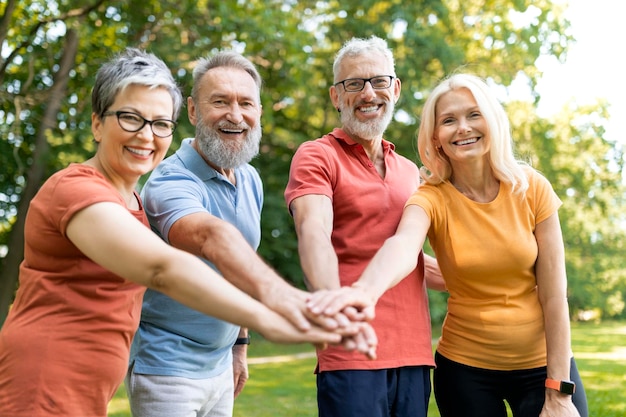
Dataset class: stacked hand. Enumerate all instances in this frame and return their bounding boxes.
[306,284,378,359]
[261,281,378,359]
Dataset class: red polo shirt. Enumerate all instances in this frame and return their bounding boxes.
[285,128,434,371]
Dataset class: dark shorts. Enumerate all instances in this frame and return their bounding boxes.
[317,366,431,417]
[434,352,588,417]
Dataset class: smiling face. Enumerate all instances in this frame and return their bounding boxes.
[91,84,174,181]
[330,52,400,142]
[433,87,490,164]
[188,67,262,169]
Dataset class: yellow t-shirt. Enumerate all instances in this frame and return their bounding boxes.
[407,167,561,370]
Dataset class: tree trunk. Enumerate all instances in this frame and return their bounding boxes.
[0,28,79,327]
[0,0,18,50]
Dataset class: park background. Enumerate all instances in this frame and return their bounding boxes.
[1,0,625,415]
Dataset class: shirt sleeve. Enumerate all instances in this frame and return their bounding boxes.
[405,183,442,222]
[44,166,125,236]
[141,165,210,242]
[284,140,335,210]
[527,168,562,224]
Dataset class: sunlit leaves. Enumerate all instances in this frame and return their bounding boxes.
[1,0,623,318]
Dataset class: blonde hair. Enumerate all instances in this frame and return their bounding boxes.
[417,73,528,195]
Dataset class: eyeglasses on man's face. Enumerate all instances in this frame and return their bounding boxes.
[103,111,177,138]
[334,75,395,92]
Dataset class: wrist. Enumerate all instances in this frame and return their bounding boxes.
[234,336,250,345]
[545,378,575,395]
[258,279,286,306]
[350,281,379,304]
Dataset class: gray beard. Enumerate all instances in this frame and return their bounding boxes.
[195,117,261,169]
[340,101,394,141]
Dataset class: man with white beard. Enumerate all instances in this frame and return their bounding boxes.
[285,36,443,417]
[126,51,376,417]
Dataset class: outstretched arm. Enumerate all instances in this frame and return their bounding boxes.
[308,204,431,316]
[291,194,378,357]
[66,202,341,346]
[167,211,339,332]
[290,194,340,291]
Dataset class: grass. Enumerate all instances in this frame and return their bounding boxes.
[570,321,626,416]
[108,321,626,417]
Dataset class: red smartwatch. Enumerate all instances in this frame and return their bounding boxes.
[545,378,576,395]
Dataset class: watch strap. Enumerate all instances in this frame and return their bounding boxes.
[545,378,576,395]
[234,337,250,345]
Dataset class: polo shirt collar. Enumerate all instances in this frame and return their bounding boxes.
[175,138,221,181]
[330,127,396,152]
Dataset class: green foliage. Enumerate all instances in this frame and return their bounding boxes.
[1,0,624,322]
[509,99,626,318]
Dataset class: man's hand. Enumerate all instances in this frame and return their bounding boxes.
[338,320,378,359]
[232,344,249,398]
[306,285,379,359]
[259,280,378,359]
[260,280,346,332]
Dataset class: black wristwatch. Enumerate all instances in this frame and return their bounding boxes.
[545,378,576,395]
[234,337,250,345]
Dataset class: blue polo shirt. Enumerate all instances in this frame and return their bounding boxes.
[130,138,263,378]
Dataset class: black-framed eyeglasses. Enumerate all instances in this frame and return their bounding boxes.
[102,111,177,138]
[334,75,395,92]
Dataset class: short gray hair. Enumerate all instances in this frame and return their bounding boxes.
[91,48,183,120]
[332,36,396,82]
[190,51,262,102]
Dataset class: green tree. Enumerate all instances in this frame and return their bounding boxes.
[511,99,626,318]
[2,0,623,325]
[0,0,109,319]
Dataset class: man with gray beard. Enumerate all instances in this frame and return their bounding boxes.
[285,36,443,417]
[127,51,376,417]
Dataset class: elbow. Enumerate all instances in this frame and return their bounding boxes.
[143,264,171,293]
[197,222,241,261]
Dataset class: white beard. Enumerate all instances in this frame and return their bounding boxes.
[195,117,261,169]
[340,100,394,141]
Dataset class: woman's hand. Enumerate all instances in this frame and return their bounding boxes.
[539,390,581,417]
[306,284,377,319]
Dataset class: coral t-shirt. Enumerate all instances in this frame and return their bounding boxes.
[407,167,561,370]
[0,164,146,416]
[285,128,434,371]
